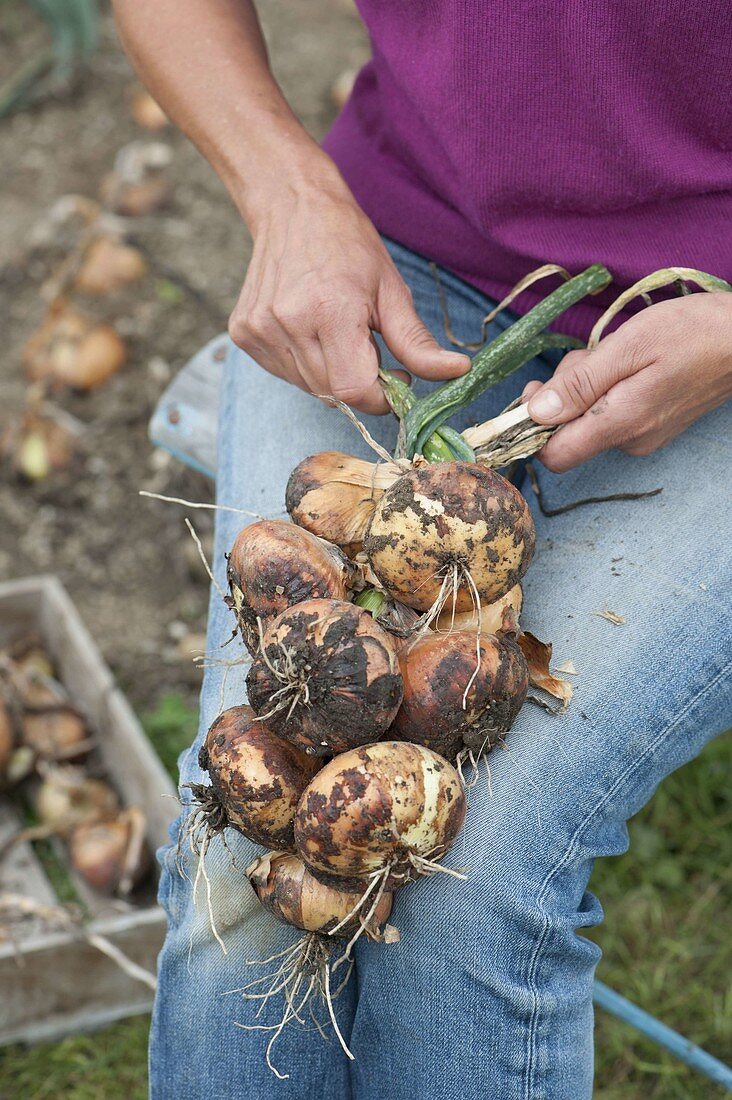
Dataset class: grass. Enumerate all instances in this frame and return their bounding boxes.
[0,697,728,1098]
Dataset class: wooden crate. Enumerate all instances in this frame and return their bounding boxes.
[0,575,180,1045]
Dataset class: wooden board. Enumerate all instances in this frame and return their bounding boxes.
[0,576,180,1044]
[148,334,227,479]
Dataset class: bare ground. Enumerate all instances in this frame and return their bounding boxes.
[0,0,369,710]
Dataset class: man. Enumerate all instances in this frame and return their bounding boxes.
[112,2,732,1097]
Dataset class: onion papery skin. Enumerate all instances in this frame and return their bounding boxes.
[363,462,535,612]
[226,519,351,654]
[434,584,523,637]
[246,599,403,756]
[198,705,321,850]
[286,452,395,554]
[392,631,529,761]
[248,851,393,941]
[294,741,466,889]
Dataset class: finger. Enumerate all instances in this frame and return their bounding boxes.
[527,333,647,425]
[376,277,470,380]
[535,377,646,472]
[521,380,543,401]
[318,312,391,415]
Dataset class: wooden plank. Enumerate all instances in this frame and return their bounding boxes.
[0,909,164,1045]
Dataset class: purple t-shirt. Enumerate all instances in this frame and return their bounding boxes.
[324,1,732,336]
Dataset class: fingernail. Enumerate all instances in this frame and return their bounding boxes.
[529,388,563,420]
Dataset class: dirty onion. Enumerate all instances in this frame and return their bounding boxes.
[242,850,394,1076]
[246,599,403,755]
[226,519,353,654]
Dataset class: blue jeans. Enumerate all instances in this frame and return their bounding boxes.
[149,239,732,1099]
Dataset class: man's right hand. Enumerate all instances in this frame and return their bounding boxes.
[228,172,469,414]
[113,0,468,413]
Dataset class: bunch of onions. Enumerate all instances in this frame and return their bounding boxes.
[246,598,403,755]
[226,519,354,653]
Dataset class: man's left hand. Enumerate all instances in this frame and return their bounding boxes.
[523,292,732,472]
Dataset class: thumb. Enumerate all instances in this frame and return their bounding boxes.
[527,348,610,424]
[377,280,470,380]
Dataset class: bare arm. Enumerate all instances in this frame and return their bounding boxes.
[112,0,469,412]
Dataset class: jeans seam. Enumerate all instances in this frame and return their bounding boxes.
[523,658,731,1100]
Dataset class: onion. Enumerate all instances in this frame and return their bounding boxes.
[392,630,528,761]
[294,740,466,891]
[247,851,393,942]
[434,583,523,636]
[35,766,119,837]
[242,849,396,1074]
[1,412,78,483]
[22,706,90,761]
[286,452,399,554]
[226,519,352,653]
[74,237,147,295]
[246,599,403,756]
[100,173,173,217]
[69,807,150,895]
[23,306,126,391]
[194,704,321,851]
[363,462,535,612]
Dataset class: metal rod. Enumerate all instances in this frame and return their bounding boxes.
[593,980,732,1091]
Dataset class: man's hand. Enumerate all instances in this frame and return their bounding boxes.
[229,174,469,414]
[112,0,468,416]
[524,293,732,472]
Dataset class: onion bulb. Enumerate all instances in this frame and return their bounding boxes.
[23,306,126,391]
[35,766,119,837]
[435,583,523,636]
[100,172,173,217]
[246,599,403,756]
[74,237,147,295]
[364,462,535,612]
[247,851,393,942]
[243,847,396,1074]
[392,630,529,761]
[294,740,466,890]
[226,519,352,653]
[22,706,90,761]
[286,452,400,554]
[194,704,321,851]
[69,807,150,895]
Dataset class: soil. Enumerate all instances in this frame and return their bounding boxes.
[0,1,370,711]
